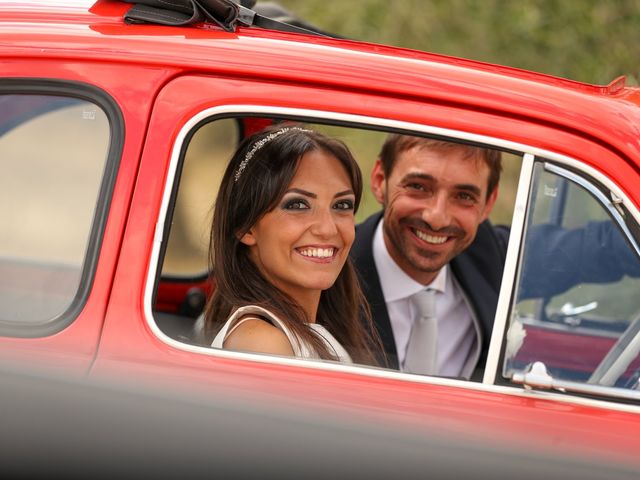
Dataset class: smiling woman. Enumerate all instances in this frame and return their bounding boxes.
[201,125,382,365]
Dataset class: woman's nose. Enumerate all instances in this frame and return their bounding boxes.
[310,208,339,237]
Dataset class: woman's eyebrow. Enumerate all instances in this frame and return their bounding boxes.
[285,188,355,198]
[286,188,316,198]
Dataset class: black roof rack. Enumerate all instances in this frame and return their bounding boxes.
[122,0,339,38]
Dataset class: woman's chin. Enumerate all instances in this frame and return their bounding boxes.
[302,277,339,292]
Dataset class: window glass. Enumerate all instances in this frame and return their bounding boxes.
[161,119,239,276]
[504,162,640,390]
[155,116,520,375]
[0,94,109,325]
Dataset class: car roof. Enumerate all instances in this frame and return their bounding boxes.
[1,0,630,91]
[3,0,640,164]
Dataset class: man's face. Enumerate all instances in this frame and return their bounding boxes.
[370,144,497,285]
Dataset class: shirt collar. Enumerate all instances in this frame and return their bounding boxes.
[372,219,447,302]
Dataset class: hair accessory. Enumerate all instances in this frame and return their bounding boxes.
[234,127,312,182]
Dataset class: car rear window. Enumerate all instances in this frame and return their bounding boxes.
[0,82,121,336]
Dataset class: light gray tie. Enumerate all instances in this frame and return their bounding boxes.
[404,289,438,375]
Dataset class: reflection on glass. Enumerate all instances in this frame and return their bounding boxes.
[0,95,109,323]
[505,163,640,391]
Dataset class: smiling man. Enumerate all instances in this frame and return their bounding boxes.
[351,134,506,380]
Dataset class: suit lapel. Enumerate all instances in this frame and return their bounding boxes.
[450,220,507,366]
[351,213,399,369]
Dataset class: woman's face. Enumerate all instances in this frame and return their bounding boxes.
[240,149,356,304]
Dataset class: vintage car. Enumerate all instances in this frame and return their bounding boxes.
[1,0,640,474]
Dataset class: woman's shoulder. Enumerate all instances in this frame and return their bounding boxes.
[223,316,295,356]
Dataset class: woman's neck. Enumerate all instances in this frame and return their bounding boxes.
[289,289,321,324]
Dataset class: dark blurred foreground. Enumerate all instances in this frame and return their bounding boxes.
[1,367,638,480]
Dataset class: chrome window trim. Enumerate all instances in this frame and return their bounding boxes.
[144,104,640,414]
[483,153,535,384]
[512,363,640,401]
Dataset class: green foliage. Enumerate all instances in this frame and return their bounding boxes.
[275,0,640,85]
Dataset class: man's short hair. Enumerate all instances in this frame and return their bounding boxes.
[378,134,502,197]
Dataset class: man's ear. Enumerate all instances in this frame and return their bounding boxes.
[481,186,499,222]
[370,159,386,205]
[239,229,257,246]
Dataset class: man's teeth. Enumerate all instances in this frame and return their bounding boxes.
[415,229,447,244]
[300,248,335,258]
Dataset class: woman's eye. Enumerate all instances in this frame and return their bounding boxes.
[282,198,309,210]
[333,199,354,211]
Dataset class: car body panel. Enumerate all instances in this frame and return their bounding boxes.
[93,75,640,466]
[1,0,639,471]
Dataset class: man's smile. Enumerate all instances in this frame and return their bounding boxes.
[412,228,448,245]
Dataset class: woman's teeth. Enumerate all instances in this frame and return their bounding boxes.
[299,247,335,258]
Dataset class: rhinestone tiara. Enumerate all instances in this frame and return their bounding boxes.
[233,127,312,183]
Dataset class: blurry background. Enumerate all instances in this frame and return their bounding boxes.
[275,0,640,86]
[165,0,640,275]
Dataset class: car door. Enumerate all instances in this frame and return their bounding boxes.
[93,67,640,434]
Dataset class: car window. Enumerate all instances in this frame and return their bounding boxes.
[161,119,239,277]
[154,115,521,372]
[0,93,110,330]
[504,161,640,393]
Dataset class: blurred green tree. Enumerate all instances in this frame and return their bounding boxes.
[275,0,639,85]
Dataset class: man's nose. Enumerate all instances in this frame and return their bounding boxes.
[421,193,451,230]
[310,208,339,237]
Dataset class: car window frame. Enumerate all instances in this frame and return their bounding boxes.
[145,104,640,411]
[0,78,124,337]
[489,159,640,403]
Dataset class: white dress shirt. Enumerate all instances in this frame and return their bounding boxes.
[372,220,478,378]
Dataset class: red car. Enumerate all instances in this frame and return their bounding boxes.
[1,0,639,474]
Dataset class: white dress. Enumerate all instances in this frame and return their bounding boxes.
[211,305,352,363]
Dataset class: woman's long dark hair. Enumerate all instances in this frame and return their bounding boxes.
[203,124,381,365]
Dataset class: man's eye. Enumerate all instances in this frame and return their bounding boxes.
[333,199,354,211]
[457,192,477,203]
[282,199,309,210]
[406,183,426,192]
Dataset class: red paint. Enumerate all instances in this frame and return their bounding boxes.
[2,0,640,469]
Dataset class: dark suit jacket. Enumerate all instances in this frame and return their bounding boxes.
[350,212,509,377]
[351,212,639,378]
